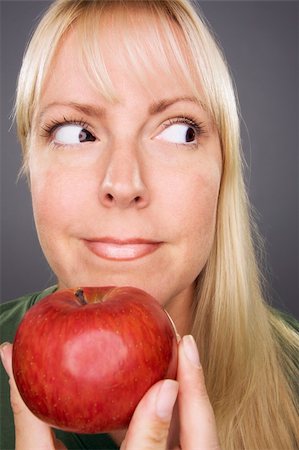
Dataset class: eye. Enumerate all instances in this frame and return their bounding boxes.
[157,121,198,145]
[54,124,96,145]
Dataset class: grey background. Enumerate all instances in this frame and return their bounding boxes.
[1,1,298,319]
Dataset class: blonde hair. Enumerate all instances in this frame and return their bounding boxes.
[15,1,298,449]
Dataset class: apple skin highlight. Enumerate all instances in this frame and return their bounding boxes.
[12,286,178,434]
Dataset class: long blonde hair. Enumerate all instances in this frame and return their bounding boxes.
[14,1,298,448]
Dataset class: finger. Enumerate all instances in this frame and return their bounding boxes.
[177,335,220,450]
[0,342,66,450]
[121,379,179,450]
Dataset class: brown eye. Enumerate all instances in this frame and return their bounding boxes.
[185,127,196,142]
[78,129,95,142]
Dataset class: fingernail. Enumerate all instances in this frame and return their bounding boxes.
[0,342,10,372]
[182,335,200,367]
[0,342,9,358]
[155,379,179,421]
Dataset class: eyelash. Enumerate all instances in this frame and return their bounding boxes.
[40,115,206,147]
[163,116,206,143]
[40,116,90,139]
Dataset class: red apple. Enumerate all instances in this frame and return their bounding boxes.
[12,286,178,434]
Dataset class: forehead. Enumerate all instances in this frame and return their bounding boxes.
[40,5,203,108]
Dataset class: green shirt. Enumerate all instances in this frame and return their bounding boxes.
[0,287,119,450]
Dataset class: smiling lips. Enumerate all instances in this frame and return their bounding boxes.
[84,238,162,261]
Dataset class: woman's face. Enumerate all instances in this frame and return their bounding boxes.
[29,16,222,313]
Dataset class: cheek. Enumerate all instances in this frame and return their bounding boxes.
[180,169,220,278]
[161,159,221,285]
[182,176,219,265]
[150,162,221,299]
[160,161,221,239]
[30,167,89,235]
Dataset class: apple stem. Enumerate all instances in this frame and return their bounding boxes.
[75,289,88,305]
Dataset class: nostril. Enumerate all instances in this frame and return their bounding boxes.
[106,193,114,202]
[101,190,149,209]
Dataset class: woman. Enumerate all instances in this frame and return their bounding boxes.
[1,1,298,449]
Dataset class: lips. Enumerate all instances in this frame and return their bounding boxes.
[84,238,162,261]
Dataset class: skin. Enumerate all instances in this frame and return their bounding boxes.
[1,12,222,450]
[29,20,222,336]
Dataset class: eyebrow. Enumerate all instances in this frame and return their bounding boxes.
[148,96,206,115]
[38,102,105,122]
[37,96,206,122]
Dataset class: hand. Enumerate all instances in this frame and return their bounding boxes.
[0,342,66,450]
[121,335,221,450]
[1,336,220,450]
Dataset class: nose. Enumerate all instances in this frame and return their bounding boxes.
[99,144,149,209]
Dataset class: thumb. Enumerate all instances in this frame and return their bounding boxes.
[0,342,66,450]
[121,379,179,450]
